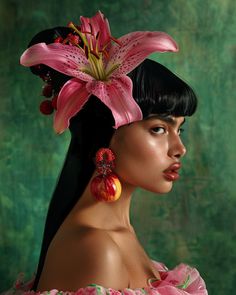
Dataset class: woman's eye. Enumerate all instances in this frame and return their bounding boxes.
[151,127,166,134]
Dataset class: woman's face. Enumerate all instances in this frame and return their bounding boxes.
[109,115,186,194]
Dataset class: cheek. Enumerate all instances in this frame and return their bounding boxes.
[111,135,167,186]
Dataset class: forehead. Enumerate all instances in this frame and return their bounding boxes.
[115,115,185,137]
[144,114,185,126]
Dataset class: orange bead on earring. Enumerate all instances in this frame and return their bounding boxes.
[90,148,122,202]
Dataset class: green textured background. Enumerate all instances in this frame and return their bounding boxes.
[0,0,235,293]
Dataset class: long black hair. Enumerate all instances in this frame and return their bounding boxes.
[26,27,197,290]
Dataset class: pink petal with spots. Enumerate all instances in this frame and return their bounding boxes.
[106,31,178,77]
[86,75,143,128]
[20,43,93,82]
[54,78,90,134]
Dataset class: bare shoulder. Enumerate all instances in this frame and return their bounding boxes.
[42,226,129,291]
[73,227,123,265]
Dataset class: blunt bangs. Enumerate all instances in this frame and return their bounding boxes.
[128,59,197,118]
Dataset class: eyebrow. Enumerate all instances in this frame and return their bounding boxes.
[144,115,186,127]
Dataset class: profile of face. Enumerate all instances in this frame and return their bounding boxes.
[109,115,186,194]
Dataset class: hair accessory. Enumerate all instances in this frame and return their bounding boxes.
[30,64,58,115]
[90,148,121,202]
[40,83,58,115]
[20,11,178,134]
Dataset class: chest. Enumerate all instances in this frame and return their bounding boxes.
[106,230,160,287]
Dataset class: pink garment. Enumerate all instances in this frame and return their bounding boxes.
[1,261,207,295]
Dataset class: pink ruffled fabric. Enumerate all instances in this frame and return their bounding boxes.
[1,261,207,295]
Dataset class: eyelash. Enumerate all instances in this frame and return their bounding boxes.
[151,127,166,134]
[151,127,184,135]
[178,128,184,135]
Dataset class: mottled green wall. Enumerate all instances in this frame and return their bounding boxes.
[0,0,235,293]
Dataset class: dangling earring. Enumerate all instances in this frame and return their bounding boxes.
[90,148,122,202]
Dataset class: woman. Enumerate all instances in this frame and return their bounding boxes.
[4,11,207,295]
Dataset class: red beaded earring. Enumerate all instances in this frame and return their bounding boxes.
[90,148,122,202]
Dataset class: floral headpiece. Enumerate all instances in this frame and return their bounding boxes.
[20,11,178,134]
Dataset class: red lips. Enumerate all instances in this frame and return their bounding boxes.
[163,162,181,181]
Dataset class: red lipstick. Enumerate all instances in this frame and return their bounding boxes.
[163,163,181,181]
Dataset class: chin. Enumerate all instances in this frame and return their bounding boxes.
[148,182,173,194]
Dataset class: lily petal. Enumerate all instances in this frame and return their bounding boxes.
[80,11,111,51]
[20,43,93,82]
[106,31,178,76]
[87,75,143,129]
[54,78,90,134]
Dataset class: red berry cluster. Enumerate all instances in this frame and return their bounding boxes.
[39,88,58,115]
[37,28,83,116]
[39,74,58,115]
[31,64,58,115]
[54,28,82,46]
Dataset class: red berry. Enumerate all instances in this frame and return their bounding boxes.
[42,84,53,97]
[54,36,63,43]
[70,35,80,44]
[51,95,58,110]
[39,100,54,115]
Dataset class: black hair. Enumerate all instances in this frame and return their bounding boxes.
[26,27,197,290]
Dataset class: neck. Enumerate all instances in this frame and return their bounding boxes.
[68,171,136,232]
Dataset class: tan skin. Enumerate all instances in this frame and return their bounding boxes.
[37,115,186,292]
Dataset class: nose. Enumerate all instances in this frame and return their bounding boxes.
[168,135,186,159]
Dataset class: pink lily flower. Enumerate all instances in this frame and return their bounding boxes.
[20,11,178,134]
